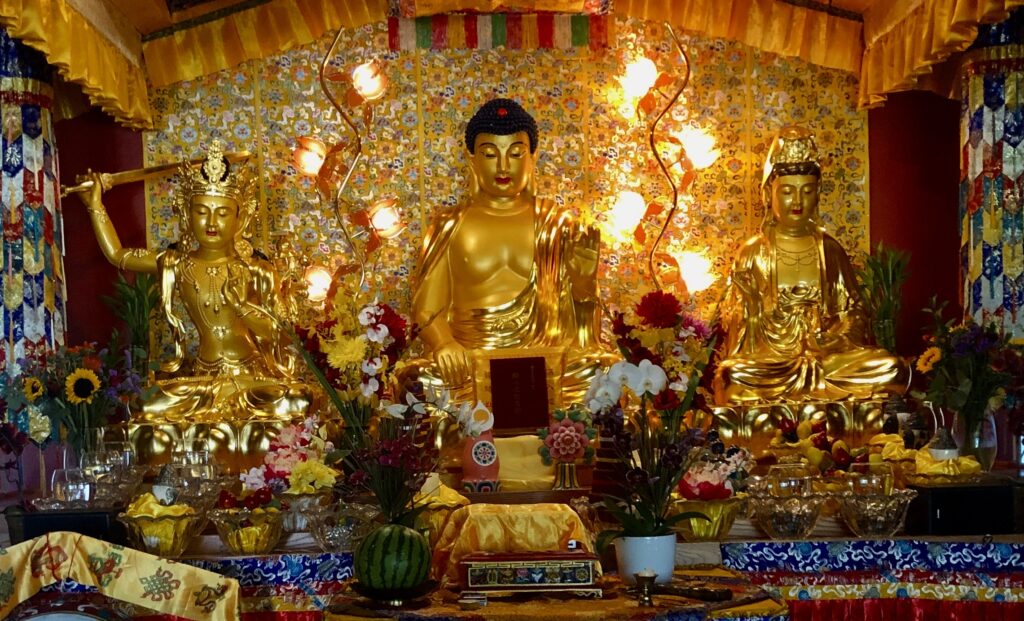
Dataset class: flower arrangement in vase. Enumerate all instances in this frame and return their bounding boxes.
[239,416,341,532]
[674,433,751,541]
[915,299,1024,470]
[537,406,596,489]
[586,290,715,584]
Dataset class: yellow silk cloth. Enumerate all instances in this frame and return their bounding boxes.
[431,503,593,585]
[0,0,152,128]
[143,0,386,88]
[415,480,471,547]
[859,0,1024,107]
[915,449,982,475]
[495,436,555,492]
[0,531,239,621]
[616,0,863,75]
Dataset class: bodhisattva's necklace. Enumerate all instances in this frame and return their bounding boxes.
[776,234,817,268]
[181,256,231,337]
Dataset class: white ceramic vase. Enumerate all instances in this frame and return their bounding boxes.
[614,533,676,584]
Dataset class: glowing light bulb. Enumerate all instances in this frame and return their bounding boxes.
[292,136,327,177]
[675,127,720,170]
[675,251,715,292]
[607,191,646,242]
[621,57,658,99]
[304,265,333,302]
[369,198,403,239]
[351,60,387,101]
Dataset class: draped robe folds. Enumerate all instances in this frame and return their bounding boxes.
[714,229,908,404]
[413,197,607,402]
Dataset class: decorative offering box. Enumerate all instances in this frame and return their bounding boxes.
[458,550,602,597]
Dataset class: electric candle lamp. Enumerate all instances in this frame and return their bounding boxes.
[351,59,387,102]
[304,265,333,302]
[675,127,720,170]
[621,57,658,99]
[607,190,646,241]
[676,250,715,292]
[292,136,327,177]
[368,198,403,239]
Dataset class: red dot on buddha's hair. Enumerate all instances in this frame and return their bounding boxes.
[497,108,508,117]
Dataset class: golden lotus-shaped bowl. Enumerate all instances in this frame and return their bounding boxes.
[748,493,828,540]
[837,489,917,537]
[119,512,206,558]
[672,495,746,542]
[209,508,284,555]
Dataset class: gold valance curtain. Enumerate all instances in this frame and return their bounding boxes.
[0,0,153,128]
[615,0,864,75]
[143,0,387,88]
[859,0,1024,106]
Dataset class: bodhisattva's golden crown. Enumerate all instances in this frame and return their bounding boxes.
[761,125,819,187]
[178,139,249,201]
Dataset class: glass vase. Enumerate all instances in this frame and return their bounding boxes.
[953,409,998,471]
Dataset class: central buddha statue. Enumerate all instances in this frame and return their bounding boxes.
[714,126,908,404]
[77,141,312,424]
[412,98,609,407]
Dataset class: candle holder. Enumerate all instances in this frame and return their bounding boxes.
[633,573,657,607]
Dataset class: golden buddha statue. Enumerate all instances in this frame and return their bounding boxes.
[412,99,609,406]
[714,126,908,405]
[77,141,312,424]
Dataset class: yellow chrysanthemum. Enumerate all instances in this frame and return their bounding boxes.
[287,459,338,494]
[324,335,368,370]
[65,368,101,405]
[916,346,942,373]
[632,327,676,350]
[23,377,44,402]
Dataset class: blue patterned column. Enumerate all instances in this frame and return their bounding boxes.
[0,28,66,373]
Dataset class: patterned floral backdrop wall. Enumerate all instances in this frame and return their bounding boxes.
[144,15,868,344]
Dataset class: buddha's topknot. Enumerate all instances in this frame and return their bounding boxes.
[465,98,538,154]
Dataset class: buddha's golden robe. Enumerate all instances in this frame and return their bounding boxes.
[140,249,312,423]
[413,197,608,403]
[714,229,907,404]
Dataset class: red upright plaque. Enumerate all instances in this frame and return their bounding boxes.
[489,356,550,432]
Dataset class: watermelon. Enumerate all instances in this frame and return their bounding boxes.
[354,524,430,590]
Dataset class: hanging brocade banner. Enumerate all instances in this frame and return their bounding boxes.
[0,27,66,373]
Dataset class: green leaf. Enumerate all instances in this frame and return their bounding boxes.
[596,529,624,553]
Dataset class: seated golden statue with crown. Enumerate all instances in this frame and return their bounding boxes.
[412,98,611,410]
[714,126,908,405]
[77,142,312,425]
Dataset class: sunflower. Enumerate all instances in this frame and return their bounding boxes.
[916,346,943,373]
[23,377,44,403]
[65,368,101,405]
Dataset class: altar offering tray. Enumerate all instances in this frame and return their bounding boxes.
[459,550,602,598]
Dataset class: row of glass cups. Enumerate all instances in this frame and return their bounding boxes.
[32,442,147,510]
[745,463,918,539]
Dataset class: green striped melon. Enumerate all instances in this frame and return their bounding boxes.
[354,524,431,590]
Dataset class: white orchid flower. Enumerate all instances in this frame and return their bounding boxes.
[360,377,380,398]
[361,356,384,376]
[239,466,266,491]
[366,323,390,343]
[626,359,668,396]
[607,361,639,387]
[383,391,426,419]
[457,400,494,437]
[358,302,382,326]
[425,384,452,412]
[669,376,690,392]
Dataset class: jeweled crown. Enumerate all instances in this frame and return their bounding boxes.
[178,140,248,201]
[761,125,819,187]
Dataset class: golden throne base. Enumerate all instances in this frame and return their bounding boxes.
[711,398,886,455]
[121,416,313,475]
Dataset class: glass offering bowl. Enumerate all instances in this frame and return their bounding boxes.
[209,508,284,555]
[119,512,206,558]
[837,489,918,537]
[280,491,334,533]
[672,496,746,542]
[304,502,381,553]
[748,493,828,539]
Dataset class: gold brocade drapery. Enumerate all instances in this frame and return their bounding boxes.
[859,0,1024,106]
[143,0,387,88]
[0,531,240,620]
[0,0,153,129]
[615,0,864,75]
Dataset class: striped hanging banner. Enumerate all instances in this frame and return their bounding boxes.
[387,13,612,51]
[390,0,611,18]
